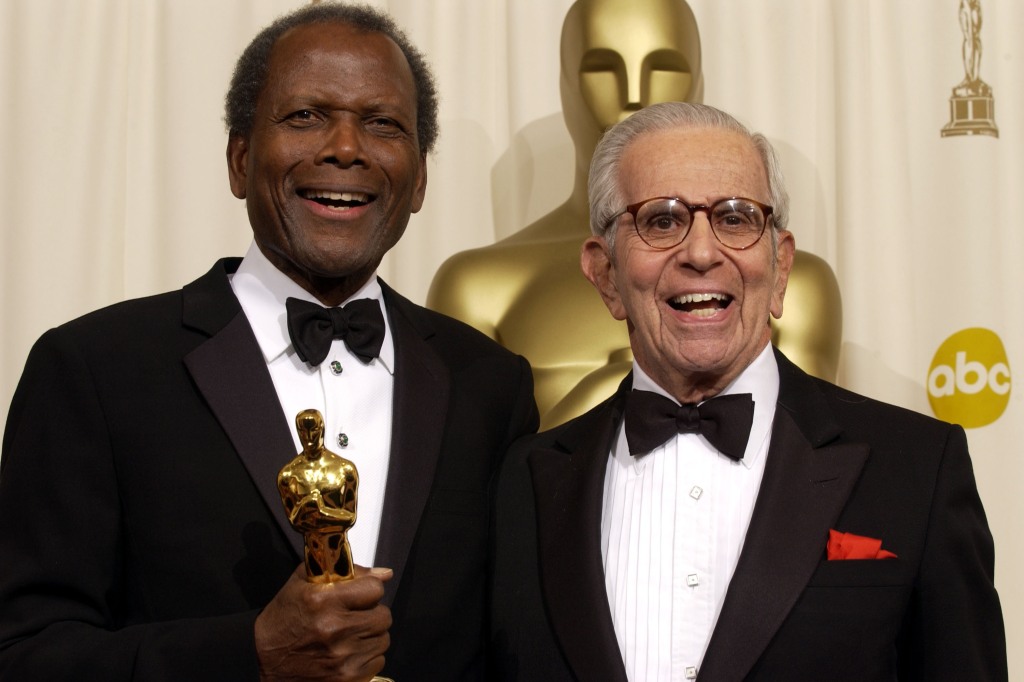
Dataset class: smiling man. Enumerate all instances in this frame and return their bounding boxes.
[490,102,1006,681]
[0,4,537,681]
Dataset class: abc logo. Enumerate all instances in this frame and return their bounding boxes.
[927,328,1011,428]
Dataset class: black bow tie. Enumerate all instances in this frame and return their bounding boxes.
[286,297,385,366]
[624,390,754,461]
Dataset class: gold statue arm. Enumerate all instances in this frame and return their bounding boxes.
[290,490,356,523]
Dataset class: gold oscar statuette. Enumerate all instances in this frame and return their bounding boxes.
[277,409,395,681]
[278,408,359,582]
[942,0,998,137]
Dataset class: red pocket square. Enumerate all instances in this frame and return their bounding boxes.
[827,529,897,560]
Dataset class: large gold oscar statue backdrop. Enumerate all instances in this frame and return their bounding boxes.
[428,0,842,428]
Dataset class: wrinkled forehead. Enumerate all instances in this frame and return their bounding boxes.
[561,0,700,74]
[618,127,768,202]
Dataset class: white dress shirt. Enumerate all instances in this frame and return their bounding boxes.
[601,344,779,681]
[229,241,395,567]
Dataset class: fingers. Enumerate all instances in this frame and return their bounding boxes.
[356,565,393,582]
[255,564,394,681]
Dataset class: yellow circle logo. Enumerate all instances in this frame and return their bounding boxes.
[927,328,1010,428]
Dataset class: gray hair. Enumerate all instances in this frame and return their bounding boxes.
[588,102,789,249]
[224,2,439,155]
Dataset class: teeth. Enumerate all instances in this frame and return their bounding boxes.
[304,190,370,202]
[672,293,728,305]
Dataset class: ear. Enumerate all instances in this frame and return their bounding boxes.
[410,153,428,213]
[226,133,249,200]
[770,229,796,319]
[581,236,627,321]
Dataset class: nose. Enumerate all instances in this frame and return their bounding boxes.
[675,212,721,271]
[624,65,642,111]
[314,116,367,168]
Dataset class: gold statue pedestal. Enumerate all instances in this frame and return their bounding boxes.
[942,82,998,138]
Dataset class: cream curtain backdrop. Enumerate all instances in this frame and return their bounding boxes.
[2,0,1020,671]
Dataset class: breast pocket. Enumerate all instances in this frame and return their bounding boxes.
[808,557,907,587]
[798,558,912,618]
[759,559,913,672]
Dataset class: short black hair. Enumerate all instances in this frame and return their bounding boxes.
[224,2,439,155]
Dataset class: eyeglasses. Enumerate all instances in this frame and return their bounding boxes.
[609,196,774,250]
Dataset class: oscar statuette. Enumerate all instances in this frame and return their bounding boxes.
[942,0,998,137]
[278,408,394,681]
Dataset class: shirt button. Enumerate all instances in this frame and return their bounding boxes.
[329,360,343,375]
[689,485,703,500]
[686,573,699,587]
[685,666,698,679]
[337,433,349,448]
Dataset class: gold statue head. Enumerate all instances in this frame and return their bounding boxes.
[560,0,703,166]
[295,408,326,455]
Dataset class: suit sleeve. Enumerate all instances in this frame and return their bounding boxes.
[0,329,260,681]
[897,425,1007,681]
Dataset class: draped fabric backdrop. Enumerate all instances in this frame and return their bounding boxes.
[2,0,1020,670]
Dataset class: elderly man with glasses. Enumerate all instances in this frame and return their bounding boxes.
[489,101,1006,681]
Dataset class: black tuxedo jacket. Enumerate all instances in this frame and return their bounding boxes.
[490,349,1006,681]
[0,258,538,681]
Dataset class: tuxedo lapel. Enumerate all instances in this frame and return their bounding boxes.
[374,284,450,607]
[529,380,630,682]
[181,272,456,589]
[181,260,302,558]
[698,352,870,680]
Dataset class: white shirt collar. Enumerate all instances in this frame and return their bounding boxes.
[631,343,779,468]
[229,241,395,374]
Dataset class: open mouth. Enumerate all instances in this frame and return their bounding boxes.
[668,292,733,318]
[301,189,373,211]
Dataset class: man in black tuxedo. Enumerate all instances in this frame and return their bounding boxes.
[0,4,536,681]
[490,101,1006,680]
